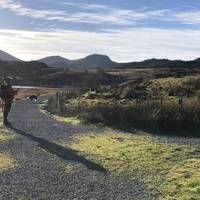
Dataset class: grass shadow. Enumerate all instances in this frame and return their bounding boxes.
[7,123,107,173]
[108,121,200,139]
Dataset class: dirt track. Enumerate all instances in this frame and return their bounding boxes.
[0,97,152,200]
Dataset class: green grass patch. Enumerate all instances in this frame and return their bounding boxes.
[53,115,81,125]
[65,164,74,173]
[160,158,200,200]
[63,163,85,174]
[0,114,16,141]
[39,101,81,126]
[0,152,16,172]
[0,133,15,142]
[0,116,17,172]
[60,131,199,199]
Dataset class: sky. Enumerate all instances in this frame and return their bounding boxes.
[1,0,200,62]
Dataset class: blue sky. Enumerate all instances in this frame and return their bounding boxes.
[1,0,200,61]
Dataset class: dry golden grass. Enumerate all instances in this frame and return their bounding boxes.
[148,75,200,96]
[106,68,169,78]
[0,152,16,173]
[0,114,16,141]
[0,133,15,142]
[0,114,17,173]
[65,164,74,173]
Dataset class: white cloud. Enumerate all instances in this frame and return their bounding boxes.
[2,0,200,29]
[61,2,110,10]
[0,28,200,62]
[0,0,169,25]
[173,11,200,24]
[0,0,68,19]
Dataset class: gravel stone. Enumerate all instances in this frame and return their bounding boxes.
[0,97,153,200]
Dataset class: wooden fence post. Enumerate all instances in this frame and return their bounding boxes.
[178,97,183,113]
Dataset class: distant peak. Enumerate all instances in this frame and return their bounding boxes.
[194,57,200,61]
[0,50,21,61]
[86,54,111,58]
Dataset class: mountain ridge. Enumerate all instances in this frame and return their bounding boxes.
[0,50,21,61]
[38,54,116,69]
[38,54,200,69]
[1,49,200,69]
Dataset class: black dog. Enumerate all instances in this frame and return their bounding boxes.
[29,95,38,102]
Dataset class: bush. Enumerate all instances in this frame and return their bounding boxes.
[47,88,200,134]
[65,98,200,132]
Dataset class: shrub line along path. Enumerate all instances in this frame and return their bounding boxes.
[0,97,153,200]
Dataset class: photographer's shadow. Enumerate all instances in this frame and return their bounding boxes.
[8,123,107,173]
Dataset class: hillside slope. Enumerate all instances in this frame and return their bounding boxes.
[38,56,71,68]
[121,58,200,69]
[0,60,120,86]
[0,50,21,61]
[39,55,200,69]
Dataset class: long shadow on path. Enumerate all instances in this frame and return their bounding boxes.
[8,124,107,173]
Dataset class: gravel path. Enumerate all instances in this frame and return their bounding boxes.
[0,97,153,200]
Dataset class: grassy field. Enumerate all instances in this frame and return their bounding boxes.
[59,130,200,200]
[2,69,199,199]
[44,68,200,199]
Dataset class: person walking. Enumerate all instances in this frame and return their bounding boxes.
[0,77,18,125]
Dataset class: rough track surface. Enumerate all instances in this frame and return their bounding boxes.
[0,98,153,200]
